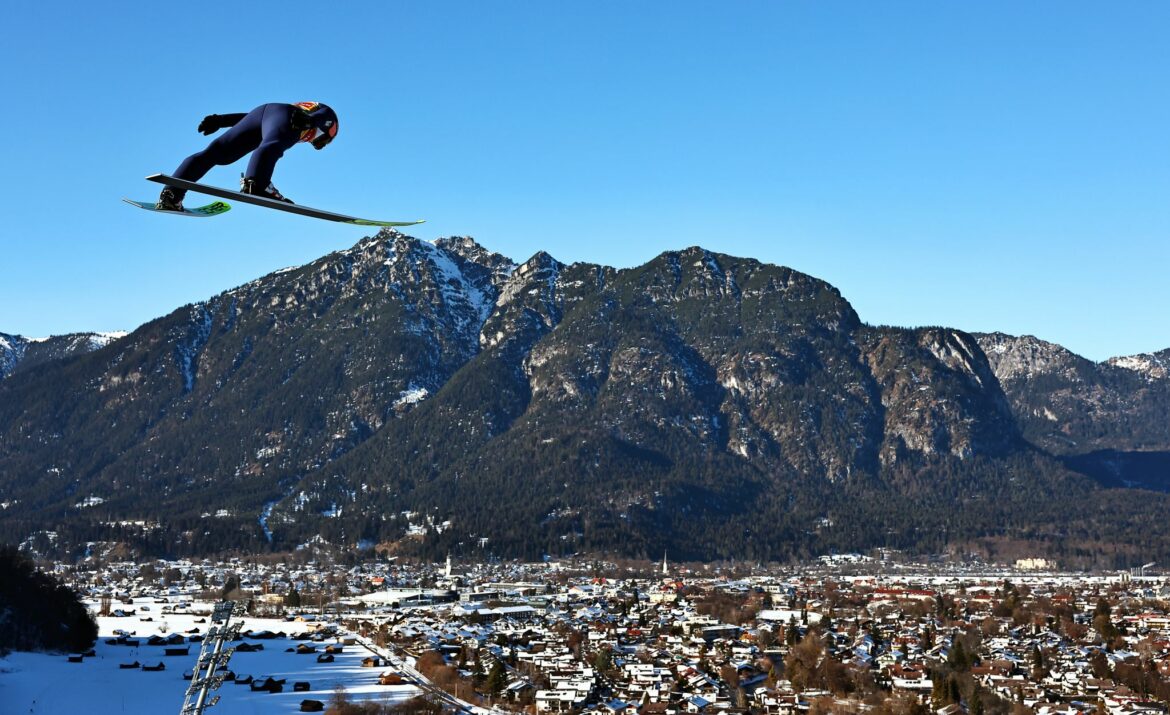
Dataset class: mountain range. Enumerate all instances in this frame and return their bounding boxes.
[1,331,125,381]
[2,231,1166,567]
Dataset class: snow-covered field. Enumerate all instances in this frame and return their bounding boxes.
[0,598,419,715]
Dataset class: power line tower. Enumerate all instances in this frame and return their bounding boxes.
[179,601,242,715]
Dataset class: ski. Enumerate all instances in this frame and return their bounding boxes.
[122,198,231,218]
[144,174,424,227]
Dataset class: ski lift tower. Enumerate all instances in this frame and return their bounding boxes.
[179,601,242,715]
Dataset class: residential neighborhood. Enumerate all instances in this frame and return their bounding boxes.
[26,552,1170,715]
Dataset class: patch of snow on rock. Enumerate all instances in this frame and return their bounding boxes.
[395,386,430,407]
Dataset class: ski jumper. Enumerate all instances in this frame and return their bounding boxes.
[170,102,338,199]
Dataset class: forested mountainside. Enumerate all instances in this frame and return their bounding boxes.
[2,231,1166,567]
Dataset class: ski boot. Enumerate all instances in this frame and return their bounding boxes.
[155,186,185,212]
[240,176,294,204]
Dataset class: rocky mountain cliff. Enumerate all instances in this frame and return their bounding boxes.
[2,232,1167,566]
[976,332,1170,454]
[974,332,1170,493]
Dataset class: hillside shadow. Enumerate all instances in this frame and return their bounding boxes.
[1063,450,1170,492]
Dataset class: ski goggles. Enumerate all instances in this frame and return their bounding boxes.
[311,121,338,150]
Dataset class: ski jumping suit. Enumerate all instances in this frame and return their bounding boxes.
[170,102,338,199]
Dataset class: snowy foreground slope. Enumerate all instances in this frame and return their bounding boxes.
[0,598,419,715]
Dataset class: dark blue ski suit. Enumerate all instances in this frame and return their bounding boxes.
[170,102,338,198]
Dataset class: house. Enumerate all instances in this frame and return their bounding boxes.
[536,689,589,712]
[890,663,933,691]
[503,679,533,702]
[700,625,741,643]
[379,672,405,685]
[753,690,803,715]
[596,699,639,715]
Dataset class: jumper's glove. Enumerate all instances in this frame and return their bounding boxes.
[198,114,222,135]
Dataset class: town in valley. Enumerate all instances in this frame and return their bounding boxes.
[5,550,1170,715]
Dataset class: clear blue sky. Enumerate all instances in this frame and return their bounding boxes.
[2,2,1166,361]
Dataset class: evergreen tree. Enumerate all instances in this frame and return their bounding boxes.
[593,647,613,674]
[472,653,486,689]
[0,545,97,655]
[486,660,507,698]
[969,688,984,715]
[947,639,971,672]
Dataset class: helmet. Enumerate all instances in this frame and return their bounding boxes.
[293,102,338,150]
